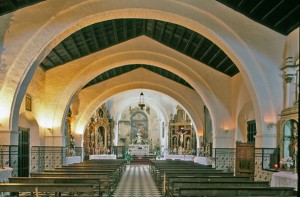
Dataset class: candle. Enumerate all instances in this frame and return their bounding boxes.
[274,164,278,171]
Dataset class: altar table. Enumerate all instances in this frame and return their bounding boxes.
[194,156,212,165]
[89,154,116,160]
[66,156,81,165]
[164,154,194,161]
[0,167,13,183]
[271,171,298,191]
[128,145,149,156]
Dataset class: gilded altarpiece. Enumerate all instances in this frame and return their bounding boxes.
[168,105,196,154]
[83,104,114,159]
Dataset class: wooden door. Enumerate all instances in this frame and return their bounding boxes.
[18,128,30,177]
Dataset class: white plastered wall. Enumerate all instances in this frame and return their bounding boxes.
[0,0,291,148]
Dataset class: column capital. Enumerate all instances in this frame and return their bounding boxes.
[284,75,293,83]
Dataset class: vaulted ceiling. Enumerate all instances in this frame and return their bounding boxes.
[40,19,238,90]
[0,1,298,90]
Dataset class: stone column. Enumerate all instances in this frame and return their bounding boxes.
[281,57,298,108]
[284,75,293,108]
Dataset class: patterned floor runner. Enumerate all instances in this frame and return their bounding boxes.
[112,165,163,197]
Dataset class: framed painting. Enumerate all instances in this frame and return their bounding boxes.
[25,95,32,111]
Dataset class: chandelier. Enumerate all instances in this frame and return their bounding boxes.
[138,91,145,110]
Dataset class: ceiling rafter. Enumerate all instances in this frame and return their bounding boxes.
[51,49,65,65]
[200,43,214,61]
[249,0,264,15]
[158,22,167,41]
[89,26,100,51]
[78,30,91,54]
[191,36,205,57]
[68,36,81,58]
[112,20,119,43]
[183,32,196,53]
[261,0,285,21]
[58,43,73,60]
[175,28,186,49]
[100,23,109,46]
[274,4,299,28]
[208,49,221,65]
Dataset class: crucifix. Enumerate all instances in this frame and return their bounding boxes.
[177,127,188,148]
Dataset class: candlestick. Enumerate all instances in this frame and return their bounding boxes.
[274,164,278,171]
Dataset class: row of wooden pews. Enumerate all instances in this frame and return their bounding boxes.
[149,160,297,197]
[0,159,126,196]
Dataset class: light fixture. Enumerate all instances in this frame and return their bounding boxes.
[138,91,145,110]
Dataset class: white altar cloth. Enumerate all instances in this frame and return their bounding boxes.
[66,156,81,165]
[164,154,194,161]
[0,167,13,182]
[89,154,116,160]
[128,145,149,156]
[194,156,212,165]
[271,171,298,191]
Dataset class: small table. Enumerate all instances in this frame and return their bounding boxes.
[66,156,81,165]
[89,154,116,160]
[271,171,298,191]
[0,167,13,182]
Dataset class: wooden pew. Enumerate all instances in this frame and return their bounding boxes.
[9,177,104,196]
[30,172,114,195]
[177,187,295,197]
[168,181,270,197]
[158,171,235,188]
[0,183,94,196]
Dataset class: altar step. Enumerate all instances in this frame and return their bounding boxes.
[131,157,152,165]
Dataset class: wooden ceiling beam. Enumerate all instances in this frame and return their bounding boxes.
[90,26,100,50]
[78,31,91,54]
[216,56,228,69]
[51,49,65,65]
[261,0,285,21]
[249,0,264,15]
[123,20,127,40]
[6,0,16,9]
[200,43,214,61]
[274,4,299,28]
[183,32,196,53]
[158,22,167,41]
[100,23,109,46]
[59,43,73,61]
[175,28,186,49]
[112,20,119,43]
[68,36,82,58]
[191,36,205,57]
[207,49,221,65]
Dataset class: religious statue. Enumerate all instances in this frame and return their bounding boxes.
[289,122,298,171]
[136,129,143,144]
[177,129,188,148]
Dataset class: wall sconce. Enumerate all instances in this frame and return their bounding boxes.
[47,128,53,133]
[267,123,276,130]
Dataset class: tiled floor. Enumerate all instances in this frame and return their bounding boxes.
[112,165,163,197]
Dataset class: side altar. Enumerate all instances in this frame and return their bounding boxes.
[128,144,149,156]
